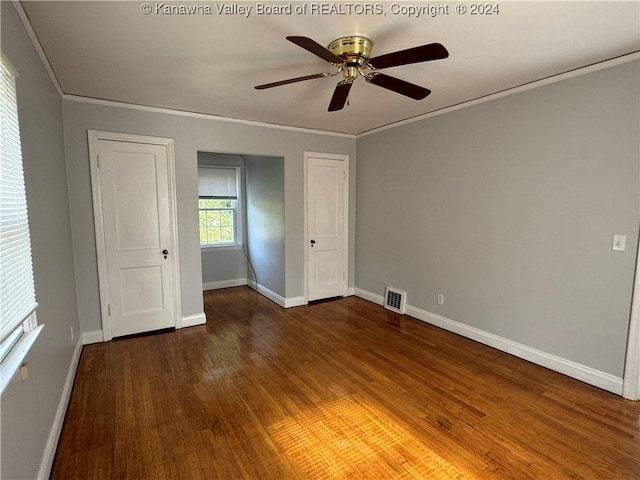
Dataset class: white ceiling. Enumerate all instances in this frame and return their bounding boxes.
[18,1,640,136]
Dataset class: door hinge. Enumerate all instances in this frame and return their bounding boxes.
[97,155,100,168]
[107,303,111,316]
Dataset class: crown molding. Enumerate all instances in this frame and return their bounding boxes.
[63,94,356,138]
[356,52,640,138]
[12,0,63,97]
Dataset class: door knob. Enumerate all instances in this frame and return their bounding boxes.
[162,249,168,259]
[310,240,316,247]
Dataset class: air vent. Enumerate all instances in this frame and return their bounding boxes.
[384,287,406,314]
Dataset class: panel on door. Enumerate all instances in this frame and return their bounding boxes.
[98,140,175,337]
[307,157,346,301]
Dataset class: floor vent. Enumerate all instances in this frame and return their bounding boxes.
[384,287,406,314]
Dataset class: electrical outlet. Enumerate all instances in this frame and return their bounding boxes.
[437,294,444,306]
[612,235,626,252]
[20,363,29,381]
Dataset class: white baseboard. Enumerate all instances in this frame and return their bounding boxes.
[81,313,207,340]
[285,296,306,308]
[346,287,356,297]
[354,288,384,306]
[203,278,247,291]
[355,288,623,395]
[203,279,304,309]
[38,336,83,479]
[247,280,286,307]
[82,330,104,345]
[181,313,206,328]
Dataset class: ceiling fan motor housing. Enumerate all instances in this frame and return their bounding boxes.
[329,36,373,81]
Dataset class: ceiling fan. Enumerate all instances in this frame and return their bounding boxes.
[255,36,449,111]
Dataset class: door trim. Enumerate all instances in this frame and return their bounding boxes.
[88,130,182,341]
[303,151,349,304]
[623,229,640,400]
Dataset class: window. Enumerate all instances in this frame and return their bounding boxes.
[0,53,41,394]
[198,166,240,246]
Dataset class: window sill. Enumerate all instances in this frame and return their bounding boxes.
[201,244,243,252]
[0,324,44,395]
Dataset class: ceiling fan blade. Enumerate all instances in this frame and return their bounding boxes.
[368,43,448,70]
[255,73,330,90]
[287,36,343,64]
[328,81,352,111]
[366,73,431,100]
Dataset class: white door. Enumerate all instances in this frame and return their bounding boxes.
[306,153,348,302]
[90,132,178,339]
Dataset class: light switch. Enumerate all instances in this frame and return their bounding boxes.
[612,235,626,252]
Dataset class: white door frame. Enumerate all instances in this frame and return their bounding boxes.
[88,130,182,341]
[303,151,350,304]
[623,231,640,400]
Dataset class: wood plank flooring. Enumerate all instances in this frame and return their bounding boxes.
[52,287,640,479]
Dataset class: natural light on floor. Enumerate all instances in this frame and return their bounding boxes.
[267,396,476,479]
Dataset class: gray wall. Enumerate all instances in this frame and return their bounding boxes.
[1,3,81,479]
[355,61,639,377]
[244,154,286,296]
[62,101,356,333]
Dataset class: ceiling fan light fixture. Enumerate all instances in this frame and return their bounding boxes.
[342,65,360,81]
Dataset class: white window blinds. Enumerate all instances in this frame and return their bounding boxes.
[0,54,37,357]
[198,167,238,199]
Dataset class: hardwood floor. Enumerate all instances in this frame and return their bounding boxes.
[52,287,640,479]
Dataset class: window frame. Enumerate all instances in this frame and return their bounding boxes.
[198,166,242,248]
[198,198,238,247]
[0,52,42,394]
